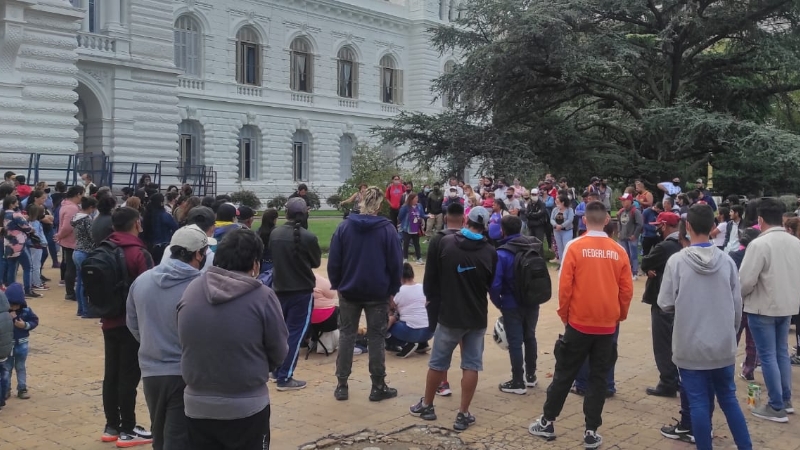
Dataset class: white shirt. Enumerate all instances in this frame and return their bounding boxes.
[393,283,428,329]
[660,181,682,196]
[712,221,728,247]
[725,221,741,253]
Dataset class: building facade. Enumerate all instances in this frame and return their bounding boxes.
[0,0,463,200]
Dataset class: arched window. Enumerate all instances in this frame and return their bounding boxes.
[339,135,355,182]
[174,16,202,77]
[236,27,261,85]
[292,130,310,181]
[238,126,258,181]
[337,46,359,98]
[290,37,313,93]
[442,61,455,109]
[380,55,403,105]
[179,120,203,168]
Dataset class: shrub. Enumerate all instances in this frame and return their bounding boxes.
[779,194,797,212]
[267,195,288,211]
[305,190,321,210]
[229,190,261,210]
[327,194,344,211]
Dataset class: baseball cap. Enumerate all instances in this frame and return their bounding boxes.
[531,188,539,195]
[649,212,680,226]
[238,205,255,221]
[186,206,215,230]
[286,197,307,217]
[590,176,600,183]
[695,178,704,184]
[170,224,216,252]
[468,206,490,225]
[217,203,239,222]
[619,193,634,201]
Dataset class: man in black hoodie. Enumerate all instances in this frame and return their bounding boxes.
[410,206,497,432]
[640,212,683,398]
[328,186,403,402]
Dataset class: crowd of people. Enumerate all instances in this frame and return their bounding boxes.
[0,168,798,450]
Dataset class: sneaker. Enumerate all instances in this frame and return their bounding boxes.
[660,419,693,443]
[525,373,538,388]
[436,381,452,397]
[499,379,527,395]
[570,386,586,396]
[24,291,42,298]
[751,404,789,423]
[739,372,754,382]
[115,431,152,448]
[415,342,431,354]
[403,259,408,264]
[101,426,120,442]
[453,411,476,431]
[132,426,151,439]
[785,400,794,414]
[17,389,30,399]
[369,383,398,402]
[64,294,76,301]
[632,274,639,281]
[58,280,65,287]
[334,384,349,401]
[416,258,425,265]
[528,416,556,440]
[409,398,437,420]
[396,342,419,358]
[791,354,800,366]
[40,275,51,282]
[32,284,49,291]
[584,430,603,449]
[276,378,307,391]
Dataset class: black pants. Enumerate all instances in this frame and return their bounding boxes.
[188,405,270,450]
[62,247,76,296]
[103,326,142,433]
[543,325,617,431]
[402,233,421,260]
[389,208,400,227]
[529,225,546,244]
[143,376,189,450]
[642,236,660,257]
[651,304,679,390]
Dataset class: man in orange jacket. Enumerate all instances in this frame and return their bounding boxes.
[529,201,634,449]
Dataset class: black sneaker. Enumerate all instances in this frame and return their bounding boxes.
[528,416,556,440]
[369,384,398,402]
[24,291,42,298]
[499,379,527,395]
[276,378,307,391]
[415,342,431,354]
[396,342,419,358]
[40,275,51,282]
[525,373,538,387]
[334,384,349,401]
[409,397,437,420]
[101,426,119,442]
[453,411,476,431]
[64,294,76,301]
[584,430,603,449]
[116,431,152,447]
[660,419,694,443]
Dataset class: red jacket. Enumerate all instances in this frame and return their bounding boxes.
[385,184,405,210]
[101,231,154,330]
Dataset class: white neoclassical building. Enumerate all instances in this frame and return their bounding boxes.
[0,0,464,199]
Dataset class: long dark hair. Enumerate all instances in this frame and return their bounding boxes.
[258,209,279,250]
[142,193,165,242]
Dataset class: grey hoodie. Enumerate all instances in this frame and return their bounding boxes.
[177,266,288,420]
[126,257,202,378]
[0,291,12,361]
[657,245,742,370]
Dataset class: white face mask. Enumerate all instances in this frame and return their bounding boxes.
[531,195,539,201]
[449,192,457,198]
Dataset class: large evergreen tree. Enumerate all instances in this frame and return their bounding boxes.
[376,0,800,194]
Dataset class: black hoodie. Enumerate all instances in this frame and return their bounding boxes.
[426,232,497,329]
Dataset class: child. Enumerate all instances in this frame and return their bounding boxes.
[3,283,38,400]
[0,290,12,410]
[25,204,48,291]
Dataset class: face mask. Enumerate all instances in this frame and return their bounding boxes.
[198,251,208,270]
[210,244,217,253]
[406,188,412,193]
[449,192,457,198]
[424,188,431,194]
[532,195,539,201]
[506,195,513,199]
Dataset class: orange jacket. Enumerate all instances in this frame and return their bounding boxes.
[557,230,634,333]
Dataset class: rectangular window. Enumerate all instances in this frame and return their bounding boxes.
[180,134,193,167]
[237,43,259,85]
[291,52,312,92]
[338,60,353,98]
[293,141,308,181]
[382,68,393,104]
[88,0,99,33]
[240,138,253,180]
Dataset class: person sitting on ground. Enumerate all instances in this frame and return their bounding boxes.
[387,263,433,358]
[308,273,340,354]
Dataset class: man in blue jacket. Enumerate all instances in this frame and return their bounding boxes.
[490,215,544,395]
[328,186,403,402]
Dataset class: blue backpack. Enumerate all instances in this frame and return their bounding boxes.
[545,195,555,208]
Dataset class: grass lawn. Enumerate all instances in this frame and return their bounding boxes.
[251,217,343,252]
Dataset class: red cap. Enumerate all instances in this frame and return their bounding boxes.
[619,193,634,201]
[650,212,680,226]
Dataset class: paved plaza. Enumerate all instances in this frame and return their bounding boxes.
[0,265,799,450]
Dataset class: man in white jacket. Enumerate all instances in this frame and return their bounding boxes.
[739,197,800,423]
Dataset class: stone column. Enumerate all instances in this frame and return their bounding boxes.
[103,0,122,32]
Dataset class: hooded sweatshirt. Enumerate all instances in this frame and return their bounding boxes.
[126,258,202,378]
[177,266,288,420]
[658,245,741,370]
[0,291,14,360]
[327,214,403,302]
[71,212,95,252]
[270,221,321,294]
[6,284,39,343]
[490,234,543,310]
[101,232,154,331]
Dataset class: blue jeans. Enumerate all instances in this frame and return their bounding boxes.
[501,306,540,381]
[388,321,433,346]
[73,250,90,316]
[574,325,619,393]
[618,238,639,273]
[0,254,6,286]
[554,229,572,261]
[29,248,42,287]
[747,314,792,410]
[3,341,29,393]
[275,292,313,382]
[679,365,752,450]
[4,248,32,292]
[429,324,486,372]
[0,357,7,407]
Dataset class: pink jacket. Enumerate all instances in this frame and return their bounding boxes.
[55,199,79,249]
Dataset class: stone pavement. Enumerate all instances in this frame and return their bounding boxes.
[0,265,799,450]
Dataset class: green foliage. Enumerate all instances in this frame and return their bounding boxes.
[326,194,344,211]
[375,0,800,196]
[779,195,798,212]
[267,195,288,211]
[229,190,262,210]
[305,190,321,210]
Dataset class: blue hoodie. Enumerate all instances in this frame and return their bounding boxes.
[489,234,543,310]
[328,214,403,302]
[127,258,202,378]
[5,283,38,343]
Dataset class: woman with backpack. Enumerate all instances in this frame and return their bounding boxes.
[72,196,98,318]
[142,193,178,264]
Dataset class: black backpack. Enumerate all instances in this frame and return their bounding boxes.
[82,241,130,318]
[500,245,552,306]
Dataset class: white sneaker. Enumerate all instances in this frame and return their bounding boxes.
[632,274,639,281]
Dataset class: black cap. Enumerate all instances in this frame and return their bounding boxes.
[238,205,255,221]
[216,203,239,222]
[186,206,215,231]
